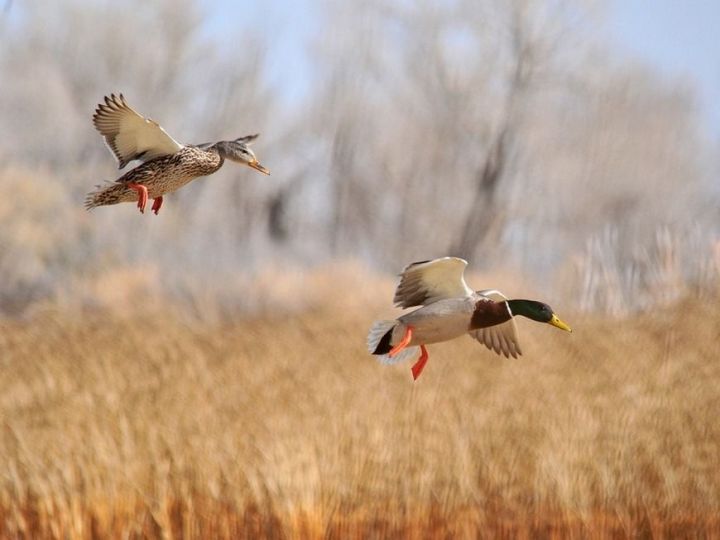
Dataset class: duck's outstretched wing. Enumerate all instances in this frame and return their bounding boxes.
[469,290,522,358]
[93,93,183,169]
[393,257,473,308]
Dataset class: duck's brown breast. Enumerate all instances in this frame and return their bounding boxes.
[115,147,224,198]
[469,298,512,330]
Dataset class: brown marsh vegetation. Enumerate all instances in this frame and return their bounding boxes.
[1,274,719,538]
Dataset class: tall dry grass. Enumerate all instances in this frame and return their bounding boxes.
[0,269,719,538]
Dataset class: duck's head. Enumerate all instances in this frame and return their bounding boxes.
[215,135,270,175]
[507,300,572,332]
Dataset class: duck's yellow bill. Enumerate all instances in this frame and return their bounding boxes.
[248,160,270,175]
[549,314,572,332]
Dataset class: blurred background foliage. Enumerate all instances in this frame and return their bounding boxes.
[0,0,717,316]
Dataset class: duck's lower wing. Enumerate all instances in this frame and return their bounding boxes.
[469,320,522,359]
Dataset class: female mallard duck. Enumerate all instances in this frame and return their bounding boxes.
[85,93,270,214]
[368,257,572,380]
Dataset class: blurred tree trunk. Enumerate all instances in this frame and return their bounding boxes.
[329,121,352,254]
[451,127,509,260]
[450,4,535,263]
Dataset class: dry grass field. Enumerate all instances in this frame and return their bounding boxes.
[0,271,719,538]
[2,1,719,538]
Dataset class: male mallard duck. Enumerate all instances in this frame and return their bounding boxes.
[368,257,572,380]
[85,93,270,214]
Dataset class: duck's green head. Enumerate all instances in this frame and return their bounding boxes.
[507,300,572,332]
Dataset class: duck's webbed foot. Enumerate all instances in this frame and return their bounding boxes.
[151,196,163,215]
[127,183,148,214]
[411,345,429,380]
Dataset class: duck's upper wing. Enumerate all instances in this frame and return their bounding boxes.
[469,290,522,358]
[93,93,183,169]
[393,257,473,308]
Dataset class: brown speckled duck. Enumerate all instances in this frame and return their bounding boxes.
[85,93,269,214]
[368,257,572,380]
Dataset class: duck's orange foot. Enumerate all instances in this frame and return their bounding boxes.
[151,196,163,215]
[411,345,429,380]
[389,325,413,358]
[127,183,148,214]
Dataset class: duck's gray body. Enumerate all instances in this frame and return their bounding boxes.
[393,297,478,346]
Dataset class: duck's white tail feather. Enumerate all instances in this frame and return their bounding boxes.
[376,346,420,366]
[367,320,420,365]
[367,320,395,352]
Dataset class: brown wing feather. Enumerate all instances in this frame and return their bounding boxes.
[470,323,522,358]
[93,93,183,169]
[393,257,473,308]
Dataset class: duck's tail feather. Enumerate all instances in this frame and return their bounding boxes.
[367,320,419,365]
[84,181,131,210]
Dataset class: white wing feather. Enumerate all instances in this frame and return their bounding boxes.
[393,257,473,308]
[93,93,183,169]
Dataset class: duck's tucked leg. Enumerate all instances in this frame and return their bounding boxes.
[127,183,148,214]
[151,196,163,215]
[411,345,429,380]
[389,325,413,358]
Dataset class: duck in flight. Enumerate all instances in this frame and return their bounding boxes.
[368,257,572,380]
[85,93,269,214]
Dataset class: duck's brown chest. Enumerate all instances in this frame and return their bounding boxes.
[120,147,223,198]
[469,299,513,330]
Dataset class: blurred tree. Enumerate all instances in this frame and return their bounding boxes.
[310,0,605,267]
[0,0,716,315]
[451,1,538,261]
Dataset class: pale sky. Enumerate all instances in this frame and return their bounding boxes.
[202,0,719,138]
[608,0,720,137]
